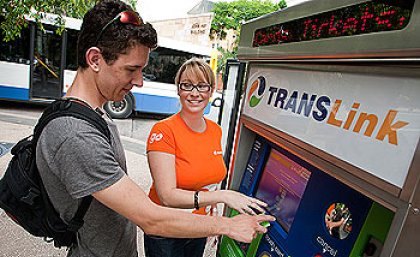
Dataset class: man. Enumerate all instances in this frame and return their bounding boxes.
[36,1,274,256]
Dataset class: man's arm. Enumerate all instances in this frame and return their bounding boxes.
[93,175,274,243]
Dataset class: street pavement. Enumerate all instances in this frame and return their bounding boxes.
[0,107,218,257]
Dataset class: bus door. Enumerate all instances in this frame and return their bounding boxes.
[30,23,63,100]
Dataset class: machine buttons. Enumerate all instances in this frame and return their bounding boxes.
[362,236,383,257]
[364,242,377,256]
[258,251,272,257]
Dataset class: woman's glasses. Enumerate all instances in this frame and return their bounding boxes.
[179,83,212,92]
[94,11,143,46]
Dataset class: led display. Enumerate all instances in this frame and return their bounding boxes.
[253,0,415,47]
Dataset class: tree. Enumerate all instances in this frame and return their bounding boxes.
[0,0,137,42]
[211,0,285,40]
[210,0,286,72]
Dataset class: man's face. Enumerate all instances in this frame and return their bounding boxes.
[97,44,149,102]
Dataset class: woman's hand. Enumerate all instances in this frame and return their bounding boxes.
[221,190,267,215]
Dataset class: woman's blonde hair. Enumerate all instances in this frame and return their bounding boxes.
[174,58,215,88]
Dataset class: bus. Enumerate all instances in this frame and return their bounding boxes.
[0,13,212,118]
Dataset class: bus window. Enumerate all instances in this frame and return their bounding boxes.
[144,47,193,84]
[32,23,63,99]
[66,29,79,70]
[0,16,30,64]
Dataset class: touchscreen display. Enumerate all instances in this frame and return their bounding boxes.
[255,148,311,232]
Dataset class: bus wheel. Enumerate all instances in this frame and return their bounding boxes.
[104,94,133,119]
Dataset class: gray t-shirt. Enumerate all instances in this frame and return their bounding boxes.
[36,114,137,257]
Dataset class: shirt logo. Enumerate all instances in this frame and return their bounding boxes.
[213,150,223,155]
[149,133,163,144]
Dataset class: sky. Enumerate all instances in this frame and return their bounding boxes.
[137,0,308,22]
[137,0,220,21]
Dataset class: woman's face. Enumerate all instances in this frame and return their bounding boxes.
[178,67,213,115]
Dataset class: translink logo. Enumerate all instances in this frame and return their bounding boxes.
[248,76,409,146]
[248,76,266,107]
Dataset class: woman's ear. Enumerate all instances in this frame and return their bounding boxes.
[85,47,102,72]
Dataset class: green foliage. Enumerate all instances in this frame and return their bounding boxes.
[126,0,137,11]
[211,0,286,40]
[217,46,236,75]
[211,0,286,72]
[0,0,138,42]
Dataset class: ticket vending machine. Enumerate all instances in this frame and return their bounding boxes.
[218,0,420,256]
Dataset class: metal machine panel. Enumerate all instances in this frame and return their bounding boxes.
[220,1,420,257]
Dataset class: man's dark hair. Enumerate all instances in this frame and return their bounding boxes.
[77,0,157,68]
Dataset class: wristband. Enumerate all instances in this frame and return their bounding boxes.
[194,191,200,210]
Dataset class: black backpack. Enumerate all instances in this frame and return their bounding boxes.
[0,99,111,248]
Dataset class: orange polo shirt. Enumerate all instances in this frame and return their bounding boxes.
[147,113,226,215]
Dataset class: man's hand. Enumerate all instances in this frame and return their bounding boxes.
[226,214,275,243]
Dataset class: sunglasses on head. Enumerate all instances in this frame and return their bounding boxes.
[94,11,143,46]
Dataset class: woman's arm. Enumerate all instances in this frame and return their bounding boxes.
[148,151,267,214]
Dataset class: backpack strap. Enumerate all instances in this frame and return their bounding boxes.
[63,195,93,232]
[34,99,111,143]
[33,99,111,233]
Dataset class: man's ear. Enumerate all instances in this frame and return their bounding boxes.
[85,47,102,72]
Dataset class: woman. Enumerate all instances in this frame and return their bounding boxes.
[144,58,267,257]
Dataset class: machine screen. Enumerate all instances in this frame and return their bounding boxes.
[255,148,311,233]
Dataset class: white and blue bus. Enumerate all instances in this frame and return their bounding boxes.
[0,13,212,118]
